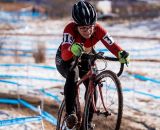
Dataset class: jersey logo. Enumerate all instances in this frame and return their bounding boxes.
[103,34,114,45]
[62,33,74,45]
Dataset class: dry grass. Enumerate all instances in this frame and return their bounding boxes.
[33,43,46,63]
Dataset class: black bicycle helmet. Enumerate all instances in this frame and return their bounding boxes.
[72,1,97,26]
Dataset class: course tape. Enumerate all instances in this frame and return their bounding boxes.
[0,63,56,70]
[0,10,44,20]
[40,89,61,104]
[0,50,160,60]
[0,48,57,53]
[0,53,31,57]
[131,54,160,58]
[0,99,19,105]
[18,99,57,125]
[0,79,34,88]
[0,116,42,127]
[1,52,159,60]
[0,74,159,100]
[127,46,160,52]
[0,53,55,58]
[97,46,160,52]
[0,99,57,125]
[0,74,64,83]
[128,73,160,85]
[2,73,160,85]
[0,80,61,104]
[122,88,160,99]
[1,46,160,54]
[108,86,160,99]
[0,79,20,86]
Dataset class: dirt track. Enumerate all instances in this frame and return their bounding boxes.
[0,103,154,130]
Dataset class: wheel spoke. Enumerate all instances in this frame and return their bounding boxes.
[83,70,123,130]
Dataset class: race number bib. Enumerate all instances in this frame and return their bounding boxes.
[103,34,114,45]
[62,33,74,44]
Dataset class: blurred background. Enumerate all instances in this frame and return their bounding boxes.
[1,0,160,19]
[0,0,160,130]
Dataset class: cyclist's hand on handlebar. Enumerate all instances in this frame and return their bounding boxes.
[70,43,83,57]
[118,50,130,65]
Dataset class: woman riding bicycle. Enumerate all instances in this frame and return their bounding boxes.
[55,1,129,129]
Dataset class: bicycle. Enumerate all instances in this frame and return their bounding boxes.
[56,52,125,130]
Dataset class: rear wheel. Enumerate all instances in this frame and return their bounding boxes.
[83,70,123,130]
[56,100,66,130]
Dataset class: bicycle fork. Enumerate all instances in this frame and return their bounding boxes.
[91,81,111,117]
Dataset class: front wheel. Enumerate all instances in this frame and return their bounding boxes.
[83,70,123,130]
[56,97,82,130]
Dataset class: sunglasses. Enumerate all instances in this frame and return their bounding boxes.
[78,25,95,31]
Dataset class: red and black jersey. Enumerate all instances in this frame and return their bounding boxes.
[60,22,122,61]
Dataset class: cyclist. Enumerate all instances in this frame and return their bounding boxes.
[55,0,129,129]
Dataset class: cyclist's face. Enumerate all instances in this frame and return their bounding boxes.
[77,25,95,39]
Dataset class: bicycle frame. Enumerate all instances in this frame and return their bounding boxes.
[75,52,124,116]
[57,52,124,130]
[76,58,101,114]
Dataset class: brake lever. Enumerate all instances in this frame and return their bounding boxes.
[125,59,129,67]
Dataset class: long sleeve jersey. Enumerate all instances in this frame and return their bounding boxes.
[60,22,122,61]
